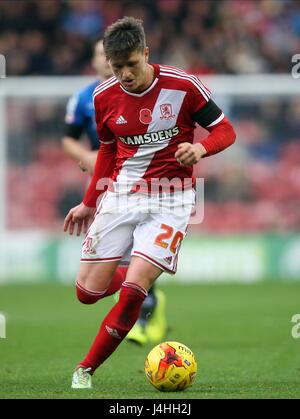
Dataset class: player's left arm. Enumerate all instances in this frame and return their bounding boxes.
[175,97,236,166]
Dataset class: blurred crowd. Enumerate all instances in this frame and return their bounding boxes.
[1,0,300,75]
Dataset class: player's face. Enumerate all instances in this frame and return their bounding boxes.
[109,48,151,93]
[92,40,112,80]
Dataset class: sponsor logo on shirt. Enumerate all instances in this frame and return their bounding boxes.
[119,126,179,145]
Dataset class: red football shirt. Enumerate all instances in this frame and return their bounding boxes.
[91,64,219,193]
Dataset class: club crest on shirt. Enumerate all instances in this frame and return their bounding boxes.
[139,108,153,124]
[160,103,175,120]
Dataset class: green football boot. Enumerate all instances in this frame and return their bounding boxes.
[145,289,167,343]
[126,322,148,345]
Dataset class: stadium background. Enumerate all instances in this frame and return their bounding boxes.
[0,0,300,399]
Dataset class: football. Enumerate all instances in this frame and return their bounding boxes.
[145,341,197,392]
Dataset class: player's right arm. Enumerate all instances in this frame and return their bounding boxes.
[82,138,116,208]
[82,90,118,207]
[64,93,117,236]
[63,140,116,235]
[63,203,95,236]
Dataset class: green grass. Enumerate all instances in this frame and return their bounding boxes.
[0,282,300,399]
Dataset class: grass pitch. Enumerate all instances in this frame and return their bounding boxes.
[0,281,299,399]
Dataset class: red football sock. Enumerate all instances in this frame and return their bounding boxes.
[79,282,147,373]
[76,265,128,304]
[76,282,107,304]
[104,265,128,297]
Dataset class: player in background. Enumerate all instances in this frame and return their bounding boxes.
[62,37,168,346]
[64,17,236,389]
[62,37,112,175]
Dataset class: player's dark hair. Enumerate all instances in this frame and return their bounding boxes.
[87,35,103,59]
[103,16,146,61]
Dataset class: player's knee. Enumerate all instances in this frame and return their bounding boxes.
[75,281,106,305]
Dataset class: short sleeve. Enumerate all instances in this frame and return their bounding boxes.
[65,93,85,125]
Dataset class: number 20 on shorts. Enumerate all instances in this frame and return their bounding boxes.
[154,224,184,254]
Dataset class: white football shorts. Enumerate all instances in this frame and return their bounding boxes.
[81,189,195,274]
